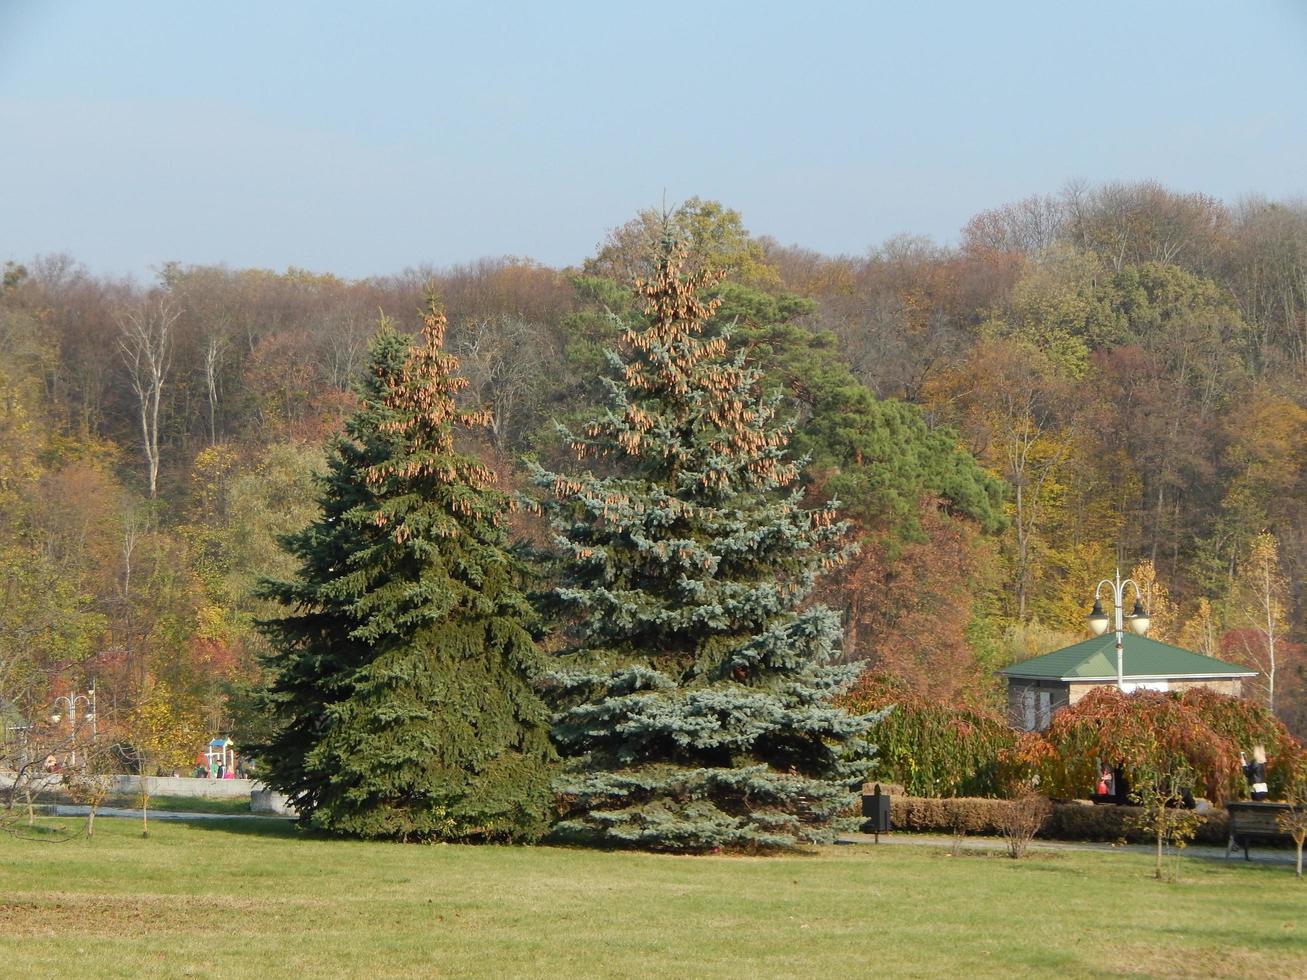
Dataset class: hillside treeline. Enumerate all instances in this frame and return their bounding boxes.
[2,181,1305,742]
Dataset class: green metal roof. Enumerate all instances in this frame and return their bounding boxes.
[999,633,1257,682]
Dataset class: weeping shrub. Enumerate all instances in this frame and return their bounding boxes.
[840,673,1016,797]
[1179,688,1300,797]
[843,673,1303,803]
[1032,687,1239,803]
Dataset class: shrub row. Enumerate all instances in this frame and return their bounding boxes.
[886,796,1230,846]
[844,675,1303,804]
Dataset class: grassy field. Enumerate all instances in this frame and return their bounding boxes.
[56,795,253,816]
[1,817,1304,979]
[22,792,253,816]
[108,795,252,815]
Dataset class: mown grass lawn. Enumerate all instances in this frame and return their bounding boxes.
[1,817,1303,979]
[106,795,253,815]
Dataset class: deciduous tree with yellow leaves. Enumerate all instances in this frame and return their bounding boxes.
[127,679,204,837]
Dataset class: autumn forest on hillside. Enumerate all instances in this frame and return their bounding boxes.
[3,181,1306,746]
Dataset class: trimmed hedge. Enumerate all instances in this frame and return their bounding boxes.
[889,796,1010,836]
[886,796,1229,846]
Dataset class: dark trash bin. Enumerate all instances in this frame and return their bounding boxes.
[861,783,891,841]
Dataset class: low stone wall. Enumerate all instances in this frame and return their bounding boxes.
[3,772,302,816]
[250,788,299,816]
[107,775,257,799]
[2,772,256,800]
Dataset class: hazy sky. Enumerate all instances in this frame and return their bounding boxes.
[2,0,1305,280]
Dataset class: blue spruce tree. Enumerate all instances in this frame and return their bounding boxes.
[256,302,554,841]
[532,240,876,851]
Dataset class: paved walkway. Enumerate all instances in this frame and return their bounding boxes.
[838,831,1299,865]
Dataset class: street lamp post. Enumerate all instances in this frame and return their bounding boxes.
[50,685,96,767]
[1087,570,1151,690]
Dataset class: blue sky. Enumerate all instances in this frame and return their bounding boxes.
[1,0,1304,279]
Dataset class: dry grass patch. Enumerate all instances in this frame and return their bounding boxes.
[0,890,326,938]
[1110,941,1303,979]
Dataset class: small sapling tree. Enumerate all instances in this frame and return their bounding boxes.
[1277,750,1307,879]
[61,735,116,838]
[1129,761,1205,881]
[999,788,1052,860]
[128,680,203,837]
[1,703,86,836]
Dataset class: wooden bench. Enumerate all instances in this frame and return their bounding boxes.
[1225,801,1296,860]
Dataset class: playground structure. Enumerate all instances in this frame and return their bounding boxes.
[205,737,236,777]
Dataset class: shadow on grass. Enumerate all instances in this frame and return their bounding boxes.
[1187,849,1298,868]
[1,820,82,843]
[179,816,308,840]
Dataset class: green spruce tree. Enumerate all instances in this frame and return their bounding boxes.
[532,240,876,852]
[256,302,554,841]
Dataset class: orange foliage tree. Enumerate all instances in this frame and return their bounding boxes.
[824,502,998,706]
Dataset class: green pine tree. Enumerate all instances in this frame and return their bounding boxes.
[531,240,877,852]
[256,301,554,841]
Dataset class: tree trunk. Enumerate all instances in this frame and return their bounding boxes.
[1264,587,1277,714]
[204,335,222,445]
[117,299,177,498]
[1014,480,1028,621]
[1156,824,1164,880]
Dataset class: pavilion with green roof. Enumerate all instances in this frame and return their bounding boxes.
[1000,633,1255,731]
